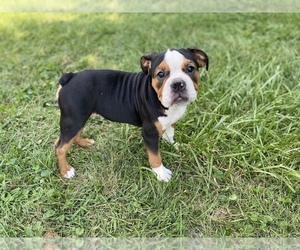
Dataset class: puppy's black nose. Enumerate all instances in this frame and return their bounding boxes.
[171,80,186,93]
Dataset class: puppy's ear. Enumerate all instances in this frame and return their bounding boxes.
[140,52,157,74]
[187,47,209,70]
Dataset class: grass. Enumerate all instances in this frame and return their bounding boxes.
[1,0,300,12]
[0,13,300,237]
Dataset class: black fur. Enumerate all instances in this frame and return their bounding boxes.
[57,70,165,154]
[56,47,208,170]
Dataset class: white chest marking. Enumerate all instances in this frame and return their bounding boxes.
[158,105,187,130]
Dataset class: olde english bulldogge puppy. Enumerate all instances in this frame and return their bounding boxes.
[55,47,208,182]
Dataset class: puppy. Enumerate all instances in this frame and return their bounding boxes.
[55,47,208,182]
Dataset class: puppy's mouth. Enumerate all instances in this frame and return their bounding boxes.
[171,93,189,106]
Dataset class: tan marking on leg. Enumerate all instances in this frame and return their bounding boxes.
[74,129,94,148]
[154,121,165,138]
[56,139,74,177]
[146,148,162,168]
[54,137,59,147]
[56,85,62,100]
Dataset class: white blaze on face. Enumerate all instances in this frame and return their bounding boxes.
[161,49,197,108]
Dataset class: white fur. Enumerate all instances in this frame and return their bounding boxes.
[159,105,187,151]
[162,126,175,144]
[161,50,197,108]
[64,167,75,179]
[159,105,187,130]
[152,164,172,182]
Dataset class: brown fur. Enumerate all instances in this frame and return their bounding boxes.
[151,61,170,103]
[55,85,62,100]
[146,149,162,168]
[55,139,74,177]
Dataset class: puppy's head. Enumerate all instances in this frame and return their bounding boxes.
[141,47,208,108]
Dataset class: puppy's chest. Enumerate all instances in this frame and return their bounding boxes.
[158,105,187,130]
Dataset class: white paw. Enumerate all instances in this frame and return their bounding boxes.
[152,164,172,182]
[64,167,75,179]
[173,142,180,150]
[162,134,174,144]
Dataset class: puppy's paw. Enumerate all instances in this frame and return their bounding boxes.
[63,167,75,179]
[152,165,172,182]
[76,138,95,148]
[84,138,95,148]
[173,142,180,150]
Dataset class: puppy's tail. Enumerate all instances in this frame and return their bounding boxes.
[59,72,75,86]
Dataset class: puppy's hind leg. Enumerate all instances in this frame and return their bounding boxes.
[55,123,87,179]
[74,128,95,148]
[55,136,76,179]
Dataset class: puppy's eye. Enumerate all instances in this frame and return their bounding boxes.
[157,71,165,78]
[186,66,195,73]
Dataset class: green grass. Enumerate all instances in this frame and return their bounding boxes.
[0,13,299,237]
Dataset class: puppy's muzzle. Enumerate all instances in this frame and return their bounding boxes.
[171,79,186,93]
[170,79,189,105]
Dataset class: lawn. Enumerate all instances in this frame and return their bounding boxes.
[0,13,299,237]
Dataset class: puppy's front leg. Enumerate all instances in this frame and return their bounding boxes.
[142,126,172,182]
[162,124,175,144]
[162,124,180,150]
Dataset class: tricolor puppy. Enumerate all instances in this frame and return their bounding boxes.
[55,47,208,182]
